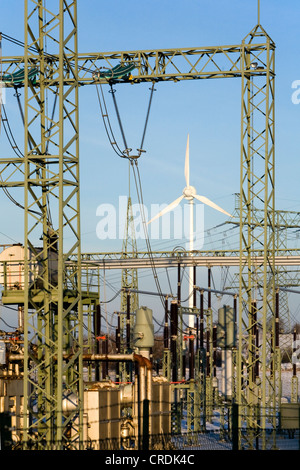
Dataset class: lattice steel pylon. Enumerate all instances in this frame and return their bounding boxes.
[22,0,83,448]
[120,164,139,349]
[232,195,300,338]
[237,23,276,449]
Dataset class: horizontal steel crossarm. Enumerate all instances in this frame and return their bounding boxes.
[1,42,274,86]
[77,248,300,259]
[68,254,300,269]
[0,156,75,188]
[0,158,25,186]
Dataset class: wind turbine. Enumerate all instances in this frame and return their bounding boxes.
[148,134,233,328]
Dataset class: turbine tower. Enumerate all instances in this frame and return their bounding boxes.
[148,135,232,326]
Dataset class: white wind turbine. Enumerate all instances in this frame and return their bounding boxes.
[148,134,233,328]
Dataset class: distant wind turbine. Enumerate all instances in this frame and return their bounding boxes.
[148,134,233,327]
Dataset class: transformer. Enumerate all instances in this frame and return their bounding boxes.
[83,376,171,450]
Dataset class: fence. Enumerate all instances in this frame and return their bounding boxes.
[1,405,299,451]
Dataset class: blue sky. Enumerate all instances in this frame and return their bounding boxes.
[0,1,300,328]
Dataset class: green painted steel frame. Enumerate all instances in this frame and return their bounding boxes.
[22,0,83,448]
[0,10,278,449]
[238,24,276,449]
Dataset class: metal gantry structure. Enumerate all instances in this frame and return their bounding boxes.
[0,0,291,449]
[237,23,276,448]
[24,0,83,447]
[1,1,84,448]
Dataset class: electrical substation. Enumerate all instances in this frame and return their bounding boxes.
[0,1,299,452]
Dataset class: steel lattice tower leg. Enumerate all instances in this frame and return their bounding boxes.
[238,24,276,449]
[23,0,83,448]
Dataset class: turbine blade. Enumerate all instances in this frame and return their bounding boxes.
[184,134,190,187]
[147,195,184,224]
[194,194,233,217]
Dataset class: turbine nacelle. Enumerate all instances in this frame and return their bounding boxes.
[183,185,196,200]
